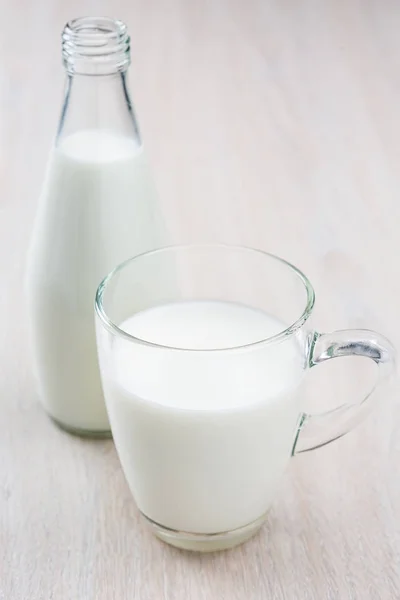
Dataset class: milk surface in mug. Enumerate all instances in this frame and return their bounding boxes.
[102,300,305,533]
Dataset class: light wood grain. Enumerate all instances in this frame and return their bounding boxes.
[1,0,399,598]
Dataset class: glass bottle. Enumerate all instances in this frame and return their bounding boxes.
[26,17,164,437]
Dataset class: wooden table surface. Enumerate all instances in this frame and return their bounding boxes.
[1,0,400,598]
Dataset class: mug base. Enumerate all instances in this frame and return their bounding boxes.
[141,512,267,552]
[49,414,112,439]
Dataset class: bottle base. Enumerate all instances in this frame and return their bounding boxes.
[141,511,267,552]
[49,414,112,439]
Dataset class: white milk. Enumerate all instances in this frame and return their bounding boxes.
[27,130,163,433]
[101,300,305,534]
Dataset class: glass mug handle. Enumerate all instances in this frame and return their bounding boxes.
[293,329,396,454]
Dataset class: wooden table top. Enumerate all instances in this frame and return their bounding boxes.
[1,0,399,598]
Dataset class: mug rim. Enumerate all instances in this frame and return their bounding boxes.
[95,244,316,352]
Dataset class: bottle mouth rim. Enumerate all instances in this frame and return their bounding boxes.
[62,16,130,74]
[64,16,128,44]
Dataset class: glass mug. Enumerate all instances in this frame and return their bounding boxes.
[95,244,395,552]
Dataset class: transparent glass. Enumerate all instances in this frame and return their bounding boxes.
[58,17,140,143]
[95,244,396,551]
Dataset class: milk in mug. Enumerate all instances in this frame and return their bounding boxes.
[99,300,304,534]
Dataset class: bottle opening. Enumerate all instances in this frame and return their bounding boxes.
[62,17,130,75]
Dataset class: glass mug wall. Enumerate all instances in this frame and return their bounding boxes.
[95,245,395,551]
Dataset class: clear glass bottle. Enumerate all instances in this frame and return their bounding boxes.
[26,17,164,437]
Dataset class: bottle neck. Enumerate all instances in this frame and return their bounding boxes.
[57,18,140,144]
[62,17,130,75]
